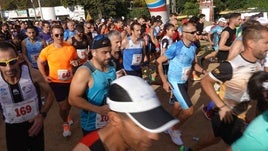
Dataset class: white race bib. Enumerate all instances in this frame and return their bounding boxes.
[3,98,39,124]
[131,54,142,66]
[181,67,191,81]
[57,69,72,81]
[30,53,40,64]
[76,49,87,59]
[95,113,109,129]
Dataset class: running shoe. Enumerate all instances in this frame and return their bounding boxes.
[63,123,71,137]
[167,128,183,145]
[67,115,73,126]
[201,106,213,120]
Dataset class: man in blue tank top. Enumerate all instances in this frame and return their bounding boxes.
[21,26,47,69]
[121,22,147,77]
[69,35,116,135]
[157,22,207,146]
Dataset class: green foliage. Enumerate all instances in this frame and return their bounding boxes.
[247,0,268,11]
[176,0,187,14]
[128,7,150,19]
[60,0,74,7]
[84,0,131,20]
[0,0,61,10]
[183,2,199,16]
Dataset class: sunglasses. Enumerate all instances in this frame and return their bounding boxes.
[0,57,19,66]
[183,31,197,35]
[54,33,64,38]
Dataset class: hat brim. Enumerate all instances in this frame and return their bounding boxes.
[127,106,179,133]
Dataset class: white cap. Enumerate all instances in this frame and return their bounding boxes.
[257,17,268,25]
[106,76,179,133]
[218,17,227,23]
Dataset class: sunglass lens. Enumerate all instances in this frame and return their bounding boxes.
[9,59,18,65]
[0,62,6,66]
[55,34,63,37]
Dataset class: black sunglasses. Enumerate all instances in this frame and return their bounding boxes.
[0,57,19,67]
[54,33,64,38]
[183,31,197,35]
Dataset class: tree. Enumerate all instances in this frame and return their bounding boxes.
[183,1,199,16]
[247,0,268,11]
[0,0,61,10]
[81,0,130,20]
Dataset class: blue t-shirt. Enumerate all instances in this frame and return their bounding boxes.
[165,40,197,83]
[210,25,224,51]
[64,29,75,41]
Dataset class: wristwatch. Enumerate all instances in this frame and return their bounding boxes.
[39,112,47,118]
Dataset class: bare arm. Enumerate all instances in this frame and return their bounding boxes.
[200,74,233,122]
[156,55,171,92]
[72,143,90,151]
[31,68,54,113]
[120,36,128,50]
[28,68,55,136]
[66,37,73,45]
[218,31,231,51]
[41,39,47,48]
[37,56,51,83]
[193,55,207,74]
[21,40,33,67]
[68,67,110,115]
[227,39,244,61]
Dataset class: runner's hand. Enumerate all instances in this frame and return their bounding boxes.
[28,114,44,137]
[219,106,233,123]
[42,75,52,83]
[98,105,110,116]
[70,60,79,67]
[163,81,172,93]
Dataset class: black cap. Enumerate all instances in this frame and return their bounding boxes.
[91,34,111,49]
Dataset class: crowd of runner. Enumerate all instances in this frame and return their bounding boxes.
[0,11,268,151]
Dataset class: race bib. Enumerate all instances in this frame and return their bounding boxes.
[57,69,72,81]
[95,113,109,129]
[76,49,87,59]
[131,54,142,66]
[181,67,191,81]
[30,53,40,64]
[3,98,39,124]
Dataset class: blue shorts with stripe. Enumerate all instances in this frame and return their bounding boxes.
[169,81,193,109]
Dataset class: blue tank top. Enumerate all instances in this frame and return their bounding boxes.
[25,37,43,68]
[123,37,143,71]
[80,61,116,131]
[165,40,197,83]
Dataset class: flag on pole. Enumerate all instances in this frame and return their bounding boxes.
[86,11,92,21]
